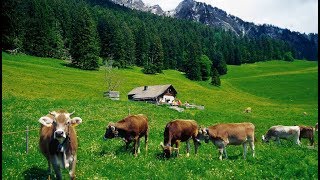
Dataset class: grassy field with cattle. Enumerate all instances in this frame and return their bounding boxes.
[2,52,318,179]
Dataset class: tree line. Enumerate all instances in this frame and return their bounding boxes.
[2,0,294,85]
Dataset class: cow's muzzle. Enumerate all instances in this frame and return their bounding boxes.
[55,130,66,139]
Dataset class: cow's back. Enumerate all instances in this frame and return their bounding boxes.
[165,120,198,142]
[268,125,300,138]
[209,123,255,144]
[116,114,148,135]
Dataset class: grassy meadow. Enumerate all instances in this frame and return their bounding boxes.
[2,52,318,179]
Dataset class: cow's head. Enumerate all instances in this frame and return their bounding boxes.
[197,127,210,143]
[261,135,269,143]
[104,122,118,140]
[39,110,82,143]
[160,142,178,158]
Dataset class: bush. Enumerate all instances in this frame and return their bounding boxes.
[142,64,159,74]
[283,51,294,62]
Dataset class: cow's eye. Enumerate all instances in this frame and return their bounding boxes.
[66,121,70,125]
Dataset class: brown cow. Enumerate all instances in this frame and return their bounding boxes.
[104,114,148,156]
[198,122,255,160]
[160,119,200,158]
[299,125,315,146]
[39,110,82,180]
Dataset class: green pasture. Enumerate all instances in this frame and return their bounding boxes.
[2,52,318,179]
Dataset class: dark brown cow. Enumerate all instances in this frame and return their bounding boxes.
[39,110,82,180]
[198,122,255,160]
[160,119,200,158]
[299,125,315,146]
[104,114,148,156]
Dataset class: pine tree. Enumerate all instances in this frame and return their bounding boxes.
[143,35,164,74]
[211,68,221,86]
[185,42,202,80]
[122,22,136,67]
[199,55,212,81]
[70,3,100,70]
[135,23,149,67]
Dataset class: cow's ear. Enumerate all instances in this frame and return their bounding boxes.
[71,117,82,127]
[39,116,53,127]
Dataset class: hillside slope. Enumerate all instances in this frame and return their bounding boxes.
[2,52,318,179]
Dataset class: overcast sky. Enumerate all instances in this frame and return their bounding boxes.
[143,0,318,34]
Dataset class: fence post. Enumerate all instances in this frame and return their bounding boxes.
[26,126,29,154]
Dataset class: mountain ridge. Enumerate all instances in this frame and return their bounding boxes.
[110,0,318,60]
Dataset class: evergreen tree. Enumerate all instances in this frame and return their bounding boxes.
[211,68,221,86]
[70,3,99,70]
[185,42,202,80]
[122,22,136,67]
[199,55,212,81]
[135,23,149,67]
[143,35,164,74]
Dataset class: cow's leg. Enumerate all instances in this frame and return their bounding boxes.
[243,142,248,159]
[175,141,180,156]
[69,154,77,180]
[296,138,301,146]
[186,140,190,157]
[137,137,141,154]
[310,137,314,146]
[249,140,255,158]
[52,163,62,180]
[294,133,301,145]
[223,147,228,159]
[133,136,139,156]
[125,139,132,150]
[145,131,148,152]
[193,137,199,155]
[275,137,281,144]
[218,147,224,160]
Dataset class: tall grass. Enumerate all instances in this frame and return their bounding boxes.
[2,52,318,179]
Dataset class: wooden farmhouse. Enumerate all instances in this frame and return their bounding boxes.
[127,84,177,104]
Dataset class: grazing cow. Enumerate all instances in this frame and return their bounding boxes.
[39,110,82,180]
[160,120,200,158]
[104,114,148,156]
[299,125,315,146]
[315,123,318,131]
[197,122,255,160]
[262,125,301,145]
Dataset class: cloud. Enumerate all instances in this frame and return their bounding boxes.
[142,0,318,34]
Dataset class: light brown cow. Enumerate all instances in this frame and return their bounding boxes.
[299,125,315,146]
[39,110,82,180]
[198,122,255,160]
[160,120,200,158]
[104,114,148,156]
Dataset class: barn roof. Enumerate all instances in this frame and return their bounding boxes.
[128,84,176,100]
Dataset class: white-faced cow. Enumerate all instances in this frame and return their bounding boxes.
[198,122,255,160]
[262,125,301,145]
[315,123,318,131]
[104,114,148,156]
[299,125,315,146]
[39,110,82,180]
[160,119,200,158]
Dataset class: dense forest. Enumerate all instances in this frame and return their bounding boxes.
[2,0,295,82]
